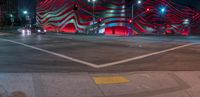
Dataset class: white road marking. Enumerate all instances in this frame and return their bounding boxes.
[0,38,196,69]
[97,43,195,68]
[0,38,99,68]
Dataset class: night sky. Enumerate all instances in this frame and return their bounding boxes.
[172,0,200,10]
[18,0,36,13]
[18,0,200,11]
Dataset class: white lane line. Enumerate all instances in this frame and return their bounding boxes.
[97,43,196,68]
[0,38,99,68]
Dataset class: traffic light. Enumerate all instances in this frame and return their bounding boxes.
[146,8,150,12]
[73,4,78,10]
[129,19,133,24]
[98,18,103,24]
[99,18,102,22]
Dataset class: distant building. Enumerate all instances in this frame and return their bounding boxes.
[0,0,36,27]
[37,0,200,35]
[0,0,18,26]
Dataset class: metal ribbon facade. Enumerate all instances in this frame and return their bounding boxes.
[37,0,200,36]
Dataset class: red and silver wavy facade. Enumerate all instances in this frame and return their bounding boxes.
[37,0,200,36]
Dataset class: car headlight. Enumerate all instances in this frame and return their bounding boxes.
[44,30,47,32]
[37,30,41,32]
[27,30,31,33]
[22,30,25,33]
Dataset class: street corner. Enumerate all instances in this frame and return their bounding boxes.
[0,74,34,97]
[89,72,192,97]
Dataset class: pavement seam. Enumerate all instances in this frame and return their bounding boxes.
[88,74,107,97]
[186,90,195,97]
[0,85,9,97]
[32,73,46,97]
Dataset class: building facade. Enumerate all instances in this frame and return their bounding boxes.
[36,0,200,35]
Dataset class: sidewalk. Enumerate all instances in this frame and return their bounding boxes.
[0,71,199,97]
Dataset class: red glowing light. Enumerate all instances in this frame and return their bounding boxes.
[146,8,150,11]
[129,19,133,23]
[99,18,102,22]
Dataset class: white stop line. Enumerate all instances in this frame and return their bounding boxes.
[0,38,196,68]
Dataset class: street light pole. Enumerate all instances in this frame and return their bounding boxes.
[132,3,133,20]
[10,14,14,27]
[93,1,95,25]
[130,0,142,26]
[131,0,142,21]
[92,0,96,34]
[88,0,96,34]
[23,10,32,27]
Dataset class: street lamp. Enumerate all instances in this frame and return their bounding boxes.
[9,14,13,18]
[88,0,96,23]
[137,0,142,4]
[132,0,142,20]
[161,8,165,13]
[22,10,31,27]
[9,14,14,27]
[159,6,166,14]
[88,0,96,33]
[23,10,28,15]
[129,0,143,36]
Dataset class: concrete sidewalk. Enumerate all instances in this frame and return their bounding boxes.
[0,71,199,97]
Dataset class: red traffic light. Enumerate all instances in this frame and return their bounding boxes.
[99,18,102,22]
[146,8,150,11]
[129,19,133,23]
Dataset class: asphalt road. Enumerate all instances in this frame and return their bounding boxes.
[0,32,200,73]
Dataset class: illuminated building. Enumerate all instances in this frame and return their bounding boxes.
[35,0,200,35]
